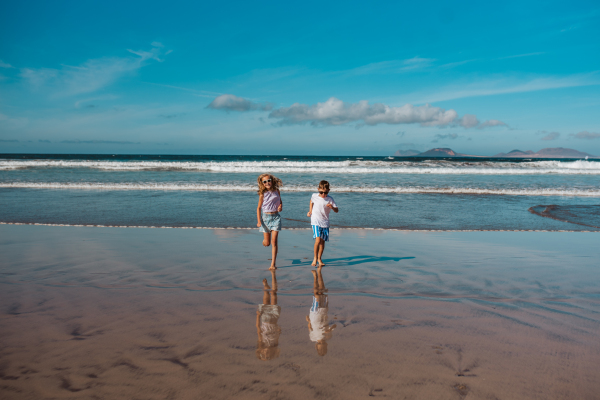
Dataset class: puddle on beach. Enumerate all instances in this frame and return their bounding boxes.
[1,225,600,399]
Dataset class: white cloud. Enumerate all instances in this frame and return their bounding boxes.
[570,131,600,140]
[266,97,504,129]
[20,43,169,96]
[458,114,479,128]
[206,94,273,112]
[0,60,14,68]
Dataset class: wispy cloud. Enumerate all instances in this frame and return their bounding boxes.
[0,60,14,69]
[74,95,119,108]
[207,94,273,112]
[539,131,561,140]
[570,131,600,140]
[344,57,435,76]
[432,133,458,143]
[497,52,545,60]
[415,72,600,103]
[143,82,222,98]
[21,43,170,97]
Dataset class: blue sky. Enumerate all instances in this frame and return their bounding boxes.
[0,0,599,155]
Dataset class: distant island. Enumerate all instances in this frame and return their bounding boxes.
[394,147,597,158]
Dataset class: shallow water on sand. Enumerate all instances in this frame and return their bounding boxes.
[1,226,599,399]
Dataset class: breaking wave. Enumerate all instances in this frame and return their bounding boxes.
[1,159,600,174]
[2,182,600,197]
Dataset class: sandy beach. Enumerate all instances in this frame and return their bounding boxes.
[1,225,599,399]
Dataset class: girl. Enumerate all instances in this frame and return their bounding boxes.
[256,269,281,361]
[257,174,283,270]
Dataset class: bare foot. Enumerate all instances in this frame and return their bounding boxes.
[311,270,317,278]
[318,260,325,267]
[311,258,317,267]
[262,278,270,290]
[269,265,277,270]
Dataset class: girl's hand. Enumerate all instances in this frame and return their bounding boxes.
[307,211,312,217]
[277,203,282,212]
[257,222,261,227]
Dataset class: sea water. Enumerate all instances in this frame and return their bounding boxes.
[0,154,599,231]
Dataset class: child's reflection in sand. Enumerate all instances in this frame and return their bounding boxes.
[306,267,337,356]
[256,269,281,361]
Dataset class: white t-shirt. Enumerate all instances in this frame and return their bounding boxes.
[310,193,338,228]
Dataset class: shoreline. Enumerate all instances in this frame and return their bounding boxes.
[1,221,599,232]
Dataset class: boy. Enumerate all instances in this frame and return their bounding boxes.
[307,180,339,267]
[306,267,336,356]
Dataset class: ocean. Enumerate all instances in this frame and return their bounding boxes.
[1,154,599,231]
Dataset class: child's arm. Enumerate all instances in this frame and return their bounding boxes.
[277,190,282,212]
[326,203,339,213]
[307,200,314,217]
[257,194,264,227]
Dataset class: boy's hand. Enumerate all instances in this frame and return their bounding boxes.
[277,203,282,212]
[307,211,312,217]
[257,222,261,227]
[326,203,334,209]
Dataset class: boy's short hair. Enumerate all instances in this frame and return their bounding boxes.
[318,180,330,192]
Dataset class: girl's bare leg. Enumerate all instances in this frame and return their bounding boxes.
[270,269,278,305]
[262,278,271,305]
[318,240,326,267]
[269,231,279,270]
[312,237,320,266]
[262,232,271,247]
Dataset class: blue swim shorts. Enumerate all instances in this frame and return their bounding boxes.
[260,212,282,233]
[312,225,329,241]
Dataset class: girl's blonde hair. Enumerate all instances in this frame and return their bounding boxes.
[257,174,282,194]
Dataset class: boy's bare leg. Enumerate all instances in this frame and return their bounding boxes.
[312,237,320,266]
[270,270,278,305]
[262,232,271,247]
[262,278,271,305]
[269,231,279,270]
[318,240,326,267]
[316,266,325,290]
[311,269,318,289]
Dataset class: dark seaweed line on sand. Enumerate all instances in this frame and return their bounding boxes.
[528,205,600,229]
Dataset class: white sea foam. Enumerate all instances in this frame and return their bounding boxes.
[1,159,600,174]
[2,182,599,196]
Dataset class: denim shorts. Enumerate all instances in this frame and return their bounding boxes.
[260,212,282,233]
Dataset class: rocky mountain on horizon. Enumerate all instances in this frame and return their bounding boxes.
[393,146,597,158]
[394,148,467,157]
[494,147,596,158]
[494,149,535,157]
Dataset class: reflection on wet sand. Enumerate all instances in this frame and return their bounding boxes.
[256,269,281,361]
[306,267,337,356]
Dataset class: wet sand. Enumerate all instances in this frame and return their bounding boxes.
[1,225,599,399]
